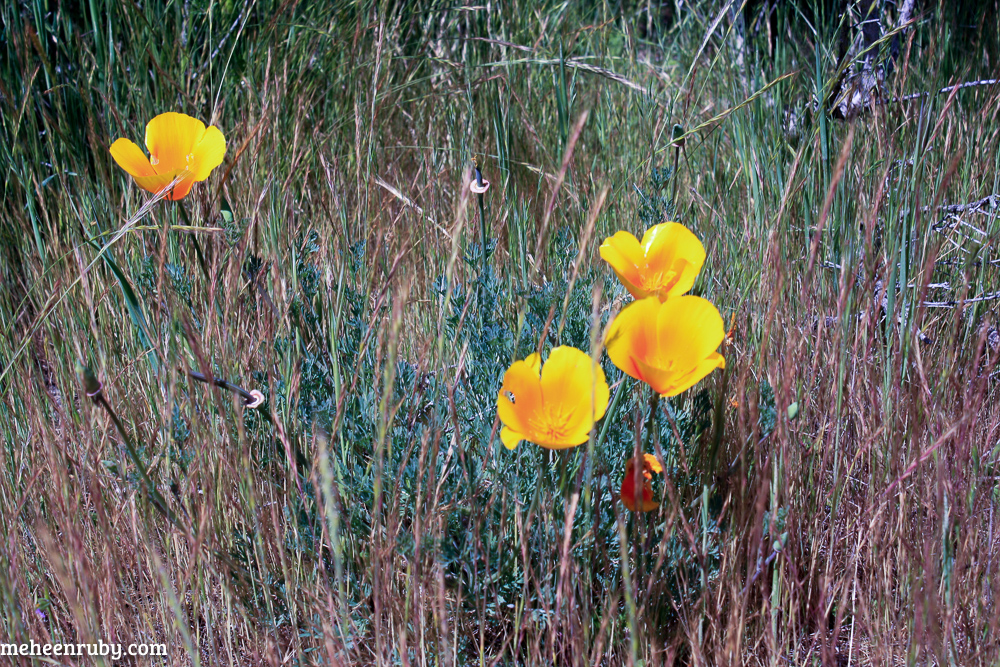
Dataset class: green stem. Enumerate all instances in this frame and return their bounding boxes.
[79,363,282,596]
[671,144,681,209]
[187,369,258,405]
[176,203,211,283]
[474,159,488,332]
[643,387,660,456]
[635,388,661,610]
[617,512,640,666]
[594,376,628,455]
[94,393,179,526]
[671,123,684,208]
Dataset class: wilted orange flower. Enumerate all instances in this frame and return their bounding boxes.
[599,222,705,301]
[605,295,725,397]
[109,112,226,201]
[497,346,610,450]
[621,453,663,512]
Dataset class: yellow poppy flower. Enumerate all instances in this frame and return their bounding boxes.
[599,222,705,301]
[605,295,725,397]
[109,112,226,201]
[497,346,610,450]
[621,453,663,512]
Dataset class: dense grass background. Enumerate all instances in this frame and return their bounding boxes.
[2,0,999,664]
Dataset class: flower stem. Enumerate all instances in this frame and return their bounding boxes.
[671,123,685,208]
[635,388,661,598]
[474,161,488,264]
[671,143,681,207]
[616,511,641,666]
[473,157,488,332]
[78,362,289,596]
[78,362,179,526]
[176,203,211,283]
[594,376,627,455]
[643,387,661,456]
[186,369,263,408]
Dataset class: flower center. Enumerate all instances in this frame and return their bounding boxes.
[641,268,678,292]
[529,404,577,443]
[150,155,159,166]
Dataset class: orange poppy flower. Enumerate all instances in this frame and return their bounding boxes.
[109,112,226,201]
[605,295,725,397]
[621,453,663,512]
[497,346,610,450]
[599,222,705,301]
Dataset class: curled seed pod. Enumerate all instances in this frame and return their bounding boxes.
[245,390,265,409]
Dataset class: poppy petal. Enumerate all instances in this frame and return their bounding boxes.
[500,427,523,450]
[660,352,725,397]
[621,458,660,512]
[636,494,659,512]
[631,357,675,395]
[145,112,206,173]
[656,296,726,371]
[642,452,663,474]
[131,167,190,196]
[607,295,725,396]
[523,353,542,376]
[109,139,156,178]
[599,231,649,299]
[163,177,196,201]
[497,348,607,451]
[540,346,610,441]
[621,461,638,511]
[621,489,637,512]
[605,297,661,383]
[642,222,706,297]
[189,125,226,181]
[497,356,543,439]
